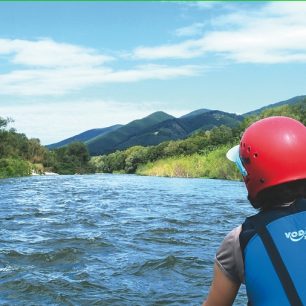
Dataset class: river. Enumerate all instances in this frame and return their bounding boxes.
[0,174,253,305]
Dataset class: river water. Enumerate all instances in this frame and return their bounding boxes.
[0,174,253,305]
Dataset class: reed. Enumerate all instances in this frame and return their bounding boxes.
[137,146,240,180]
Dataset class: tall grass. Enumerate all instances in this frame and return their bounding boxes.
[137,154,205,178]
[137,146,241,180]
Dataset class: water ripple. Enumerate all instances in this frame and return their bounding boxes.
[0,174,251,305]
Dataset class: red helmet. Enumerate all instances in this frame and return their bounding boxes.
[227,116,306,202]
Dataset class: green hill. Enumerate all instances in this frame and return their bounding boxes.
[86,111,175,155]
[47,125,122,149]
[180,110,243,133]
[86,110,243,155]
[180,108,211,118]
[243,95,306,116]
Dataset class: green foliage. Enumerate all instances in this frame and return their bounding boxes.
[0,116,94,178]
[137,154,206,178]
[124,146,149,173]
[89,146,149,174]
[53,142,93,175]
[244,95,306,117]
[0,117,41,178]
[0,124,48,164]
[0,158,32,179]
[201,146,240,180]
[0,117,12,129]
[239,100,306,131]
[137,146,240,180]
[91,101,305,180]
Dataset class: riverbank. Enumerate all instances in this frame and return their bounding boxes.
[136,146,241,180]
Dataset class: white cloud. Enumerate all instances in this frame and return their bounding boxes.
[1,100,189,144]
[0,38,112,67]
[133,39,203,60]
[133,2,306,64]
[2,2,305,99]
[0,64,202,96]
[0,38,202,96]
[175,22,205,37]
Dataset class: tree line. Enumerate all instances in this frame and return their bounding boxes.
[0,118,93,178]
[0,100,305,179]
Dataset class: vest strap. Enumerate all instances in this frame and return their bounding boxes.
[255,224,303,306]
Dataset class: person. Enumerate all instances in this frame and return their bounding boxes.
[203,116,306,306]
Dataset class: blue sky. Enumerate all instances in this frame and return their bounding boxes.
[0,1,306,144]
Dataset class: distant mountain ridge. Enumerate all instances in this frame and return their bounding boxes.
[85,110,242,155]
[243,95,306,116]
[86,111,175,155]
[48,95,305,155]
[47,125,122,149]
[180,108,211,118]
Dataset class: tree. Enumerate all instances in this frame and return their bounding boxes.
[125,146,149,173]
[53,142,91,174]
[66,142,90,165]
[0,117,13,130]
[207,125,233,146]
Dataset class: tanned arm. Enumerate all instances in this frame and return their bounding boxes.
[203,263,240,306]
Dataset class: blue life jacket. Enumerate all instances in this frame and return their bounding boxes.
[239,197,306,306]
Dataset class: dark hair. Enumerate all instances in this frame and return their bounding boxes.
[250,179,306,210]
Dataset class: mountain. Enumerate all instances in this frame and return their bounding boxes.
[180,108,211,118]
[180,110,243,133]
[86,111,175,155]
[86,110,243,155]
[48,95,305,156]
[243,95,306,116]
[121,110,242,147]
[47,125,122,149]
[48,109,243,156]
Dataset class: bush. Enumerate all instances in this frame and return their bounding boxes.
[0,158,32,179]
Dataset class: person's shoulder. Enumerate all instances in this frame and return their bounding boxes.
[216,225,243,284]
[224,225,242,241]
[217,225,242,256]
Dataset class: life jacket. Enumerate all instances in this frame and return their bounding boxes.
[239,197,306,306]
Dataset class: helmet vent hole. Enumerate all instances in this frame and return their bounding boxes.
[260,178,265,184]
[247,146,251,152]
[243,143,246,148]
[254,153,258,158]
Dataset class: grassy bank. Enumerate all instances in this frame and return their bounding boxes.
[137,146,241,180]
